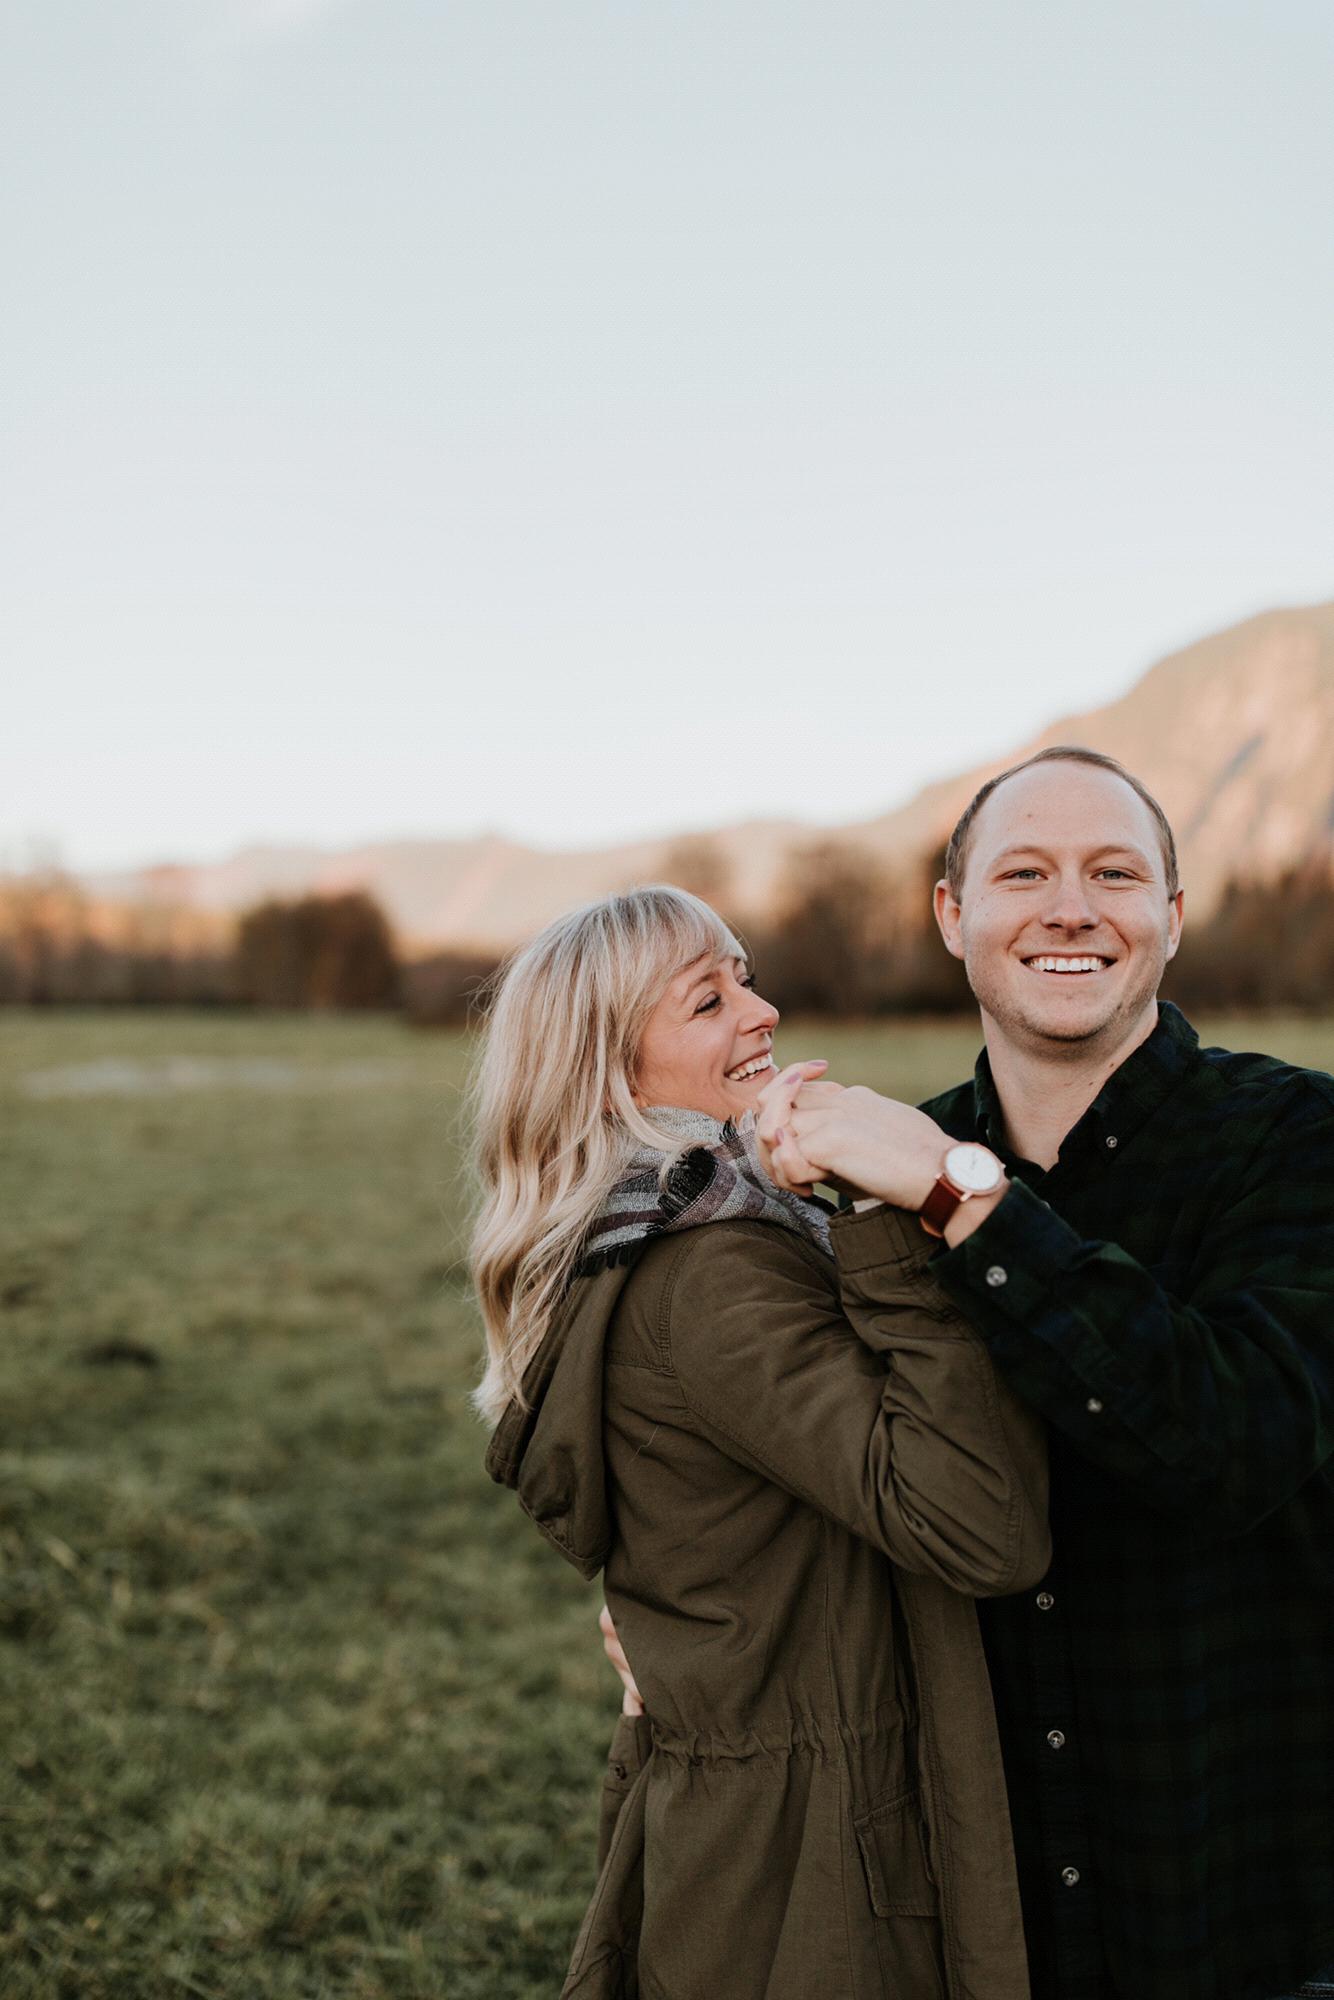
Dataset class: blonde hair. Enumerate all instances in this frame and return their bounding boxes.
[469,885,745,1426]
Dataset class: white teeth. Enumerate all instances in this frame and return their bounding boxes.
[726,1055,774,1082]
[1028,956,1110,974]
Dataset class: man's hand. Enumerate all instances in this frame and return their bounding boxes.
[761,1072,950,1209]
[599,1603,644,1717]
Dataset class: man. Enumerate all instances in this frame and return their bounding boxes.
[606,747,1334,2000]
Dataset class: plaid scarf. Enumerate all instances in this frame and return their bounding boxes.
[577,1104,834,1277]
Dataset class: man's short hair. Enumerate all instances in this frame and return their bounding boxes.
[943,746,1181,900]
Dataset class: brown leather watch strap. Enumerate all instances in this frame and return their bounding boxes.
[919,1174,963,1239]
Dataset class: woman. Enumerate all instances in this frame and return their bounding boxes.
[474,886,1048,2000]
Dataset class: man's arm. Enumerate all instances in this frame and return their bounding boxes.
[929,1185,1334,1531]
[766,1069,1334,1532]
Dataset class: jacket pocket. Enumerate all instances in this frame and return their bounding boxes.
[596,1711,653,1872]
[853,1787,938,1919]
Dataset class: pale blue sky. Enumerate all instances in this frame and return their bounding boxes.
[4,0,1332,871]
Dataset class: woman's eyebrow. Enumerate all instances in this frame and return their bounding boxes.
[678,962,722,1001]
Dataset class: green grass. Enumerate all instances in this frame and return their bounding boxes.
[3,1008,1332,1997]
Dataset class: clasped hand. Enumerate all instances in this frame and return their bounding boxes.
[755,1061,948,1210]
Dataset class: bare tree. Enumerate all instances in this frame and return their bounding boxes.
[234,892,400,1010]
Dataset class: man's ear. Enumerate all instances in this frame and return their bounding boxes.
[1164,889,1185,962]
[933,879,966,962]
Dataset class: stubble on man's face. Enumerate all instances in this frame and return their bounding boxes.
[944,763,1183,1067]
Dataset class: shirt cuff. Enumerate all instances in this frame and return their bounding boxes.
[930,1176,1083,1326]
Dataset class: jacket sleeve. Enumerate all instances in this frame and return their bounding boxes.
[661,1206,1051,1595]
[929,1077,1334,1534]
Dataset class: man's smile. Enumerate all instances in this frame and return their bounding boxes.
[1022,954,1116,975]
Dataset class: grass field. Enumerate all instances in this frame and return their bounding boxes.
[4,1008,1334,1999]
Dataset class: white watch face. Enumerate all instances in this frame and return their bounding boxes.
[945,1143,1004,1195]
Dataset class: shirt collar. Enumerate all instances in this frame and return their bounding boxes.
[970,1001,1201,1165]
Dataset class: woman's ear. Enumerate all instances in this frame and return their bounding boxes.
[612,1068,644,1113]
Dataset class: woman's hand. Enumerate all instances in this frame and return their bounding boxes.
[599,1603,644,1717]
[755,1062,833,1194]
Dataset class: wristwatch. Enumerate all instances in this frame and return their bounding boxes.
[919,1142,1006,1238]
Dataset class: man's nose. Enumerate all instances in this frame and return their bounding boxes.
[1042,873,1097,928]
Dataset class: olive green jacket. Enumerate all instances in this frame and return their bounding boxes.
[487,1204,1050,2000]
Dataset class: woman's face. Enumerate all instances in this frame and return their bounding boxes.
[633,954,780,1123]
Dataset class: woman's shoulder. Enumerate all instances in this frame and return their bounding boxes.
[611,1220,834,1354]
[641,1215,830,1283]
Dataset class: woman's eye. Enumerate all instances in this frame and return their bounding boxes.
[695,994,721,1015]
[739,973,756,991]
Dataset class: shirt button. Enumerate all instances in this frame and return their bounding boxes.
[1106,1135,1118,1150]
[1086,1397,1104,1414]
[1036,1590,1055,1611]
[985,1265,1007,1288]
[1061,1866,1081,1887]
[1047,1729,1067,1750]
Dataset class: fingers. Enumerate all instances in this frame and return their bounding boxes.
[599,1603,645,1716]
[757,1063,832,1194]
[756,1061,827,1154]
[758,1059,829,1110]
[599,1601,627,1668]
[769,1125,819,1195]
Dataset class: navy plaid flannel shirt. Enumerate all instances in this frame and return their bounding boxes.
[922,1004,1334,2000]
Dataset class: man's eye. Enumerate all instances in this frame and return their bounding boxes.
[1004,869,1042,881]
[1097,868,1133,881]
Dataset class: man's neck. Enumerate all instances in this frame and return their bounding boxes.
[982,1000,1162,1171]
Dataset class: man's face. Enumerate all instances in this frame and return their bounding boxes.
[934,761,1184,1061]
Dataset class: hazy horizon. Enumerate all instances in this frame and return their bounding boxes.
[47,592,1328,882]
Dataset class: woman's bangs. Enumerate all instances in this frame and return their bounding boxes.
[656,897,745,989]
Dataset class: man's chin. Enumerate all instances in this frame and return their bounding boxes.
[986,981,1161,1057]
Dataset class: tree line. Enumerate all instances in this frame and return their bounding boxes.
[1,851,1332,1018]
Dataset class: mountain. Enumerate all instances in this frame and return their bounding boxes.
[854,601,1334,916]
[87,602,1334,950]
